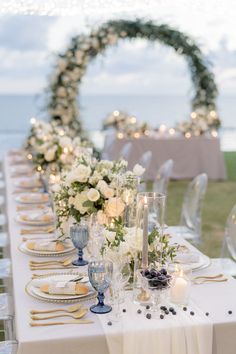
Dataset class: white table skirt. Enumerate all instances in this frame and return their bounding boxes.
[4,153,236,354]
[103,135,226,181]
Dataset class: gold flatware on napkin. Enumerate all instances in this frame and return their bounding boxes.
[30,265,75,271]
[30,319,93,326]
[31,308,88,321]
[30,304,82,315]
[193,278,228,285]
[13,188,41,194]
[17,205,46,212]
[21,227,54,235]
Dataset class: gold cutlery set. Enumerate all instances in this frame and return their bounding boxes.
[192,273,228,285]
[29,257,74,270]
[30,305,93,326]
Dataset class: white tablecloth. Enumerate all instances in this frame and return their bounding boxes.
[103,135,226,180]
[4,154,236,354]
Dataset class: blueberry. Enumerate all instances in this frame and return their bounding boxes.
[150,270,158,278]
[183,307,187,311]
[228,310,232,315]
[190,311,195,316]
[137,309,142,314]
[169,307,174,313]
[205,312,209,316]
[172,311,177,315]
[146,274,153,280]
[107,321,112,326]
[144,269,150,276]
[122,309,126,313]
[157,275,166,281]
[160,314,164,319]
[146,313,152,319]
[161,306,167,311]
[146,305,150,310]
[165,310,169,315]
[160,268,167,275]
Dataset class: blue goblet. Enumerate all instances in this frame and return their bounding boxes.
[88,260,113,314]
[70,224,89,266]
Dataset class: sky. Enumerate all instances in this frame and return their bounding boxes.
[0,0,236,96]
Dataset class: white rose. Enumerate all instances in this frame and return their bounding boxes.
[87,188,100,202]
[133,164,145,176]
[102,187,114,199]
[97,180,108,191]
[73,191,89,215]
[59,136,72,148]
[66,165,91,184]
[45,146,57,162]
[105,197,125,218]
[119,241,130,256]
[97,210,108,225]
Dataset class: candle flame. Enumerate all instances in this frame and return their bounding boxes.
[180,269,184,277]
[144,195,148,204]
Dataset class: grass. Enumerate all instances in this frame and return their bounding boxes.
[166,152,236,257]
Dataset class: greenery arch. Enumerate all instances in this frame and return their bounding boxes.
[47,19,220,134]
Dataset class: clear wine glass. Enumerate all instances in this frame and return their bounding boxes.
[70,223,89,266]
[88,260,113,314]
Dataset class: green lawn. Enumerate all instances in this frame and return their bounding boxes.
[166,152,236,257]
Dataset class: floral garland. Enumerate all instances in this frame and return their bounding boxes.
[47,19,220,136]
[53,156,145,236]
[103,110,150,138]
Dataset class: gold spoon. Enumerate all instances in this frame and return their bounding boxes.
[21,227,54,235]
[31,309,88,321]
[193,278,228,285]
[194,273,224,280]
[30,304,82,315]
[30,319,93,326]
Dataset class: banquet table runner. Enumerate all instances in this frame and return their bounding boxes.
[99,294,212,354]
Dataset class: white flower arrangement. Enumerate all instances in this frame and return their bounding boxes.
[176,107,221,137]
[53,156,145,236]
[26,119,92,172]
[103,110,150,138]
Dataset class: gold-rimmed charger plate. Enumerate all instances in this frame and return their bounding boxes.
[15,193,49,204]
[15,212,54,226]
[25,272,97,303]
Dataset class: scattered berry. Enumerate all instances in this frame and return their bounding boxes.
[183,307,187,311]
[160,314,164,319]
[169,307,174,313]
[137,309,142,314]
[205,312,209,316]
[190,311,195,316]
[165,310,169,315]
[107,321,112,326]
[122,309,126,313]
[172,311,177,315]
[146,313,152,319]
[146,305,150,310]
[228,310,232,315]
[161,306,167,311]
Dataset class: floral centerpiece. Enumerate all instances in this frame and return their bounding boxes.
[103,110,150,138]
[53,156,145,236]
[25,119,92,173]
[176,107,221,137]
[102,218,177,267]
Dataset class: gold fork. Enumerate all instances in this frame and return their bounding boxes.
[193,278,228,285]
[21,227,54,235]
[30,319,93,326]
[31,308,88,321]
[30,304,82,315]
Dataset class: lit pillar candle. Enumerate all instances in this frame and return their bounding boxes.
[142,196,149,269]
[170,269,189,304]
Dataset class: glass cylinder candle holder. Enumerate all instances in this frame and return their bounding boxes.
[136,192,166,269]
[170,267,191,305]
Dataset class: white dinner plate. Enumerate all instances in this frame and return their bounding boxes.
[18,240,75,257]
[15,193,49,204]
[170,253,211,272]
[15,211,54,226]
[26,273,96,303]
[11,165,33,176]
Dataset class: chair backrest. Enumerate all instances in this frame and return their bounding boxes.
[224,204,236,261]
[154,159,174,195]
[138,150,152,170]
[180,173,208,238]
[0,341,18,354]
[102,133,115,160]
[120,142,132,161]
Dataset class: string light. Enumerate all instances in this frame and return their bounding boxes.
[211,130,218,138]
[159,124,167,133]
[30,117,37,125]
[185,132,191,139]
[169,128,175,135]
[117,132,124,139]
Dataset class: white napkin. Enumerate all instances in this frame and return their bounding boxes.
[48,281,76,295]
[175,253,200,264]
[26,240,58,251]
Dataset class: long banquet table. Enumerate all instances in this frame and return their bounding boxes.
[103,135,226,180]
[3,152,236,354]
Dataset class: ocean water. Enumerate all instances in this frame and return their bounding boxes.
[0,94,236,156]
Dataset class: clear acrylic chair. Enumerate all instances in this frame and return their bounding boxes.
[0,293,15,345]
[138,151,153,192]
[0,180,5,190]
[120,142,132,161]
[102,133,115,160]
[168,173,208,243]
[213,204,236,276]
[153,159,174,195]
[0,259,11,279]
[0,341,18,354]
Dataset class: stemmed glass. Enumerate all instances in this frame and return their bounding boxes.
[88,260,113,314]
[70,223,89,266]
